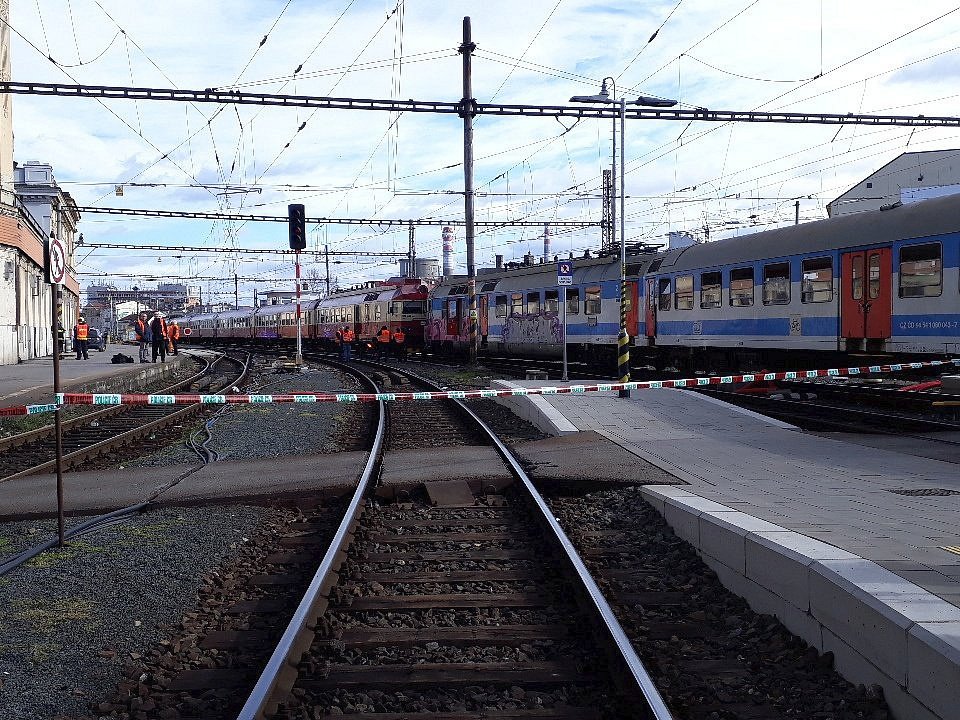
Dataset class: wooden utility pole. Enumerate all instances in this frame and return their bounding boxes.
[459,16,477,363]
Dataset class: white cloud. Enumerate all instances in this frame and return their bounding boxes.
[9,0,960,300]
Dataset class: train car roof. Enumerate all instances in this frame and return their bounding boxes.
[216,308,255,320]
[658,193,960,272]
[256,303,296,317]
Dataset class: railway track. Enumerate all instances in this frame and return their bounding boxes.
[159,359,666,720]
[0,351,250,482]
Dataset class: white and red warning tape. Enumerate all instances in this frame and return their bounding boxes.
[1,358,957,416]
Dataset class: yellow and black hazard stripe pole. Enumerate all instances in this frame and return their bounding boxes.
[618,269,631,398]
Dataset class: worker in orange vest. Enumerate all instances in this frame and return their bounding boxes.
[73,316,90,360]
[376,325,391,359]
[167,320,181,355]
[392,327,406,361]
[133,312,150,363]
[342,326,355,360]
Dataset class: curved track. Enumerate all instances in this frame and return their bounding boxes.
[0,351,250,482]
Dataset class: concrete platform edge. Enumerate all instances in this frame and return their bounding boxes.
[640,485,960,720]
[490,380,578,436]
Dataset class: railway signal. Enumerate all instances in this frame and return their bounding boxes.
[288,203,306,250]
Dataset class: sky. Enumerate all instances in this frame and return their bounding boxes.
[8,0,960,306]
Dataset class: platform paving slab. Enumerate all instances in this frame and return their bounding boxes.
[0,346,191,408]
[504,382,960,720]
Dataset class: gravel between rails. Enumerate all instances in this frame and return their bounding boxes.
[126,364,366,468]
[0,505,275,720]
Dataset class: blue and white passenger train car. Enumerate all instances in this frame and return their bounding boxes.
[643,193,960,366]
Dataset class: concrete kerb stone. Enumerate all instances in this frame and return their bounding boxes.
[810,559,924,686]
[908,622,960,720]
[638,484,697,515]
[489,380,578,436]
[698,511,784,575]
[746,531,859,613]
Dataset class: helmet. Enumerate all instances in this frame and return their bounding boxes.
[78,316,85,322]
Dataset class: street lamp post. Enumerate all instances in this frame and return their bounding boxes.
[570,79,676,397]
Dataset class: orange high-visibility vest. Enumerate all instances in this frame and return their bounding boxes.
[168,324,180,339]
[343,329,355,342]
[135,320,147,340]
[392,329,405,344]
[75,323,88,340]
[377,328,391,343]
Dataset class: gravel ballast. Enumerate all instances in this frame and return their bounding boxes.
[0,505,274,720]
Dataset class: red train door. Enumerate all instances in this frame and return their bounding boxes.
[479,295,488,336]
[624,280,639,336]
[645,277,657,338]
[840,248,892,339]
[446,298,460,337]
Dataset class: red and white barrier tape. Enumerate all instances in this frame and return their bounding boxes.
[1,359,957,416]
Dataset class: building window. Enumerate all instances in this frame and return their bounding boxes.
[658,278,672,311]
[495,295,507,317]
[700,271,722,308]
[566,288,580,315]
[899,243,942,298]
[730,267,754,307]
[584,286,601,315]
[511,293,523,316]
[675,275,694,310]
[544,289,559,313]
[801,257,833,303]
[526,292,541,315]
[762,263,791,305]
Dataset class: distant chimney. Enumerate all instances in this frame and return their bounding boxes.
[495,254,503,269]
[442,226,455,276]
[542,224,551,263]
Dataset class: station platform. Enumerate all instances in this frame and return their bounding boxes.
[0,346,189,410]
[493,380,960,720]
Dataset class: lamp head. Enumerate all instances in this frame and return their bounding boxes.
[569,78,612,104]
[633,95,678,107]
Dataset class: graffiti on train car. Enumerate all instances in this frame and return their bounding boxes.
[502,313,563,344]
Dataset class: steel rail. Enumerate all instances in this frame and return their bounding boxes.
[3,81,960,128]
[237,361,385,720]
[0,353,249,483]
[0,351,212,454]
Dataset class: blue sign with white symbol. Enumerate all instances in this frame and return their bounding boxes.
[557,259,573,286]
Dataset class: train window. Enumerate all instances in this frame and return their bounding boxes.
[869,253,881,299]
[511,293,523,316]
[899,243,942,298]
[730,267,754,306]
[700,272,722,308]
[544,290,559,313]
[801,257,833,303]
[566,288,580,315]
[675,275,694,310]
[526,292,541,315]
[762,263,791,305]
[375,305,382,321]
[649,259,663,273]
[495,295,508,317]
[658,278,671,311]
[403,300,426,314]
[447,298,459,318]
[480,280,499,292]
[585,286,602,315]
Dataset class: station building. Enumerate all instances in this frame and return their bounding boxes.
[828,148,960,216]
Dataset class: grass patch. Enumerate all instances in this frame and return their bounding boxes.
[12,597,96,635]
[116,517,184,545]
[24,540,104,568]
